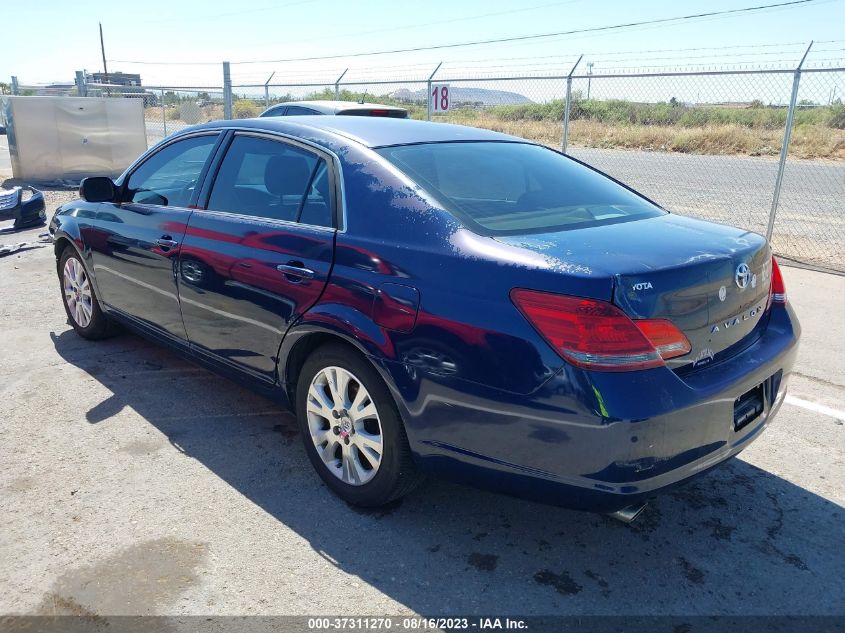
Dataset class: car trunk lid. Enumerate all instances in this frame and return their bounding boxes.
[496,213,771,370]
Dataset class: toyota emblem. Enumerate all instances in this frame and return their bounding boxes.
[735,263,751,289]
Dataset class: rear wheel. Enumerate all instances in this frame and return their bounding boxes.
[59,247,111,340]
[296,343,422,506]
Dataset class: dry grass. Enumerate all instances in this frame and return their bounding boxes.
[442,113,845,160]
[140,105,845,160]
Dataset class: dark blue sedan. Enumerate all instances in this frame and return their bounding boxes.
[50,117,800,518]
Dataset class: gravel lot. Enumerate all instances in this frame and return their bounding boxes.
[0,187,843,618]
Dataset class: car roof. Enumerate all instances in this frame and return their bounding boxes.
[264,100,408,114]
[190,116,526,149]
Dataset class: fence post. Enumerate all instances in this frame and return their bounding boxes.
[223,61,233,120]
[75,71,87,97]
[11,76,19,95]
[561,55,583,154]
[426,62,442,121]
[766,41,812,242]
[264,72,275,107]
[161,89,167,137]
[335,68,348,99]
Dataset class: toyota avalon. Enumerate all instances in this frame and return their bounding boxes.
[50,117,800,517]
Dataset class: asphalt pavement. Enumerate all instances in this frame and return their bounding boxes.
[0,137,10,176]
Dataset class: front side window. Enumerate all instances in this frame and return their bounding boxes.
[125,134,218,207]
[376,142,665,236]
[207,135,333,226]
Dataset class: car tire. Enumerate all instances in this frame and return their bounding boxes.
[296,343,422,507]
[59,246,112,340]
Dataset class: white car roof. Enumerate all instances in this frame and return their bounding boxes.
[263,100,407,115]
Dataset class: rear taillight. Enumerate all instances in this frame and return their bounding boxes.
[635,319,693,359]
[511,289,691,372]
[771,256,787,304]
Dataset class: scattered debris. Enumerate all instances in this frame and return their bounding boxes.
[0,233,51,257]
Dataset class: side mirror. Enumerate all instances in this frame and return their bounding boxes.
[79,177,116,203]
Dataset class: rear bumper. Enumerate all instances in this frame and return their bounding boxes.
[385,303,800,512]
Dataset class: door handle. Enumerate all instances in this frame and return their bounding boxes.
[277,262,315,281]
[156,236,179,249]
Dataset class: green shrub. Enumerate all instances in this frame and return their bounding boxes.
[823,103,845,129]
[265,85,845,134]
[232,100,260,119]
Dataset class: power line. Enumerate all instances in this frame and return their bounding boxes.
[589,57,845,71]
[233,0,827,64]
[447,50,811,71]
[434,0,837,57]
[109,0,828,66]
[115,41,822,71]
[439,43,807,66]
[341,41,822,73]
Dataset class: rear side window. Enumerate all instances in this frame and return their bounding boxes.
[126,134,218,207]
[207,135,333,227]
[376,142,665,235]
[284,106,321,116]
[260,106,286,117]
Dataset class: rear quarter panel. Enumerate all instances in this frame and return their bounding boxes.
[282,141,617,456]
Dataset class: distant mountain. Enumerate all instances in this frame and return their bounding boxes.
[389,86,532,106]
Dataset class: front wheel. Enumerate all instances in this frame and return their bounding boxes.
[59,247,111,340]
[296,343,422,507]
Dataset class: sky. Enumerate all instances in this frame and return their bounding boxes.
[2,0,844,89]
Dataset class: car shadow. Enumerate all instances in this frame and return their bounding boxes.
[50,327,844,616]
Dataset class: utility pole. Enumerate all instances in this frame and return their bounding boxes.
[586,62,594,100]
[99,22,110,95]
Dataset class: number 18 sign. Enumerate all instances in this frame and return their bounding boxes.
[430,83,450,112]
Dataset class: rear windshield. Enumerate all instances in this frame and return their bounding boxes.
[376,141,665,235]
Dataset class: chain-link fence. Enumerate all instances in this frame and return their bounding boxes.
[772,68,845,272]
[565,71,796,238]
[7,65,844,272]
[83,83,227,146]
[562,69,844,273]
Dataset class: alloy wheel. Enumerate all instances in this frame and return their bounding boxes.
[63,257,93,328]
[306,366,383,486]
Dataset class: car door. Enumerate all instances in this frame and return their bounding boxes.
[177,132,337,382]
[89,132,221,342]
